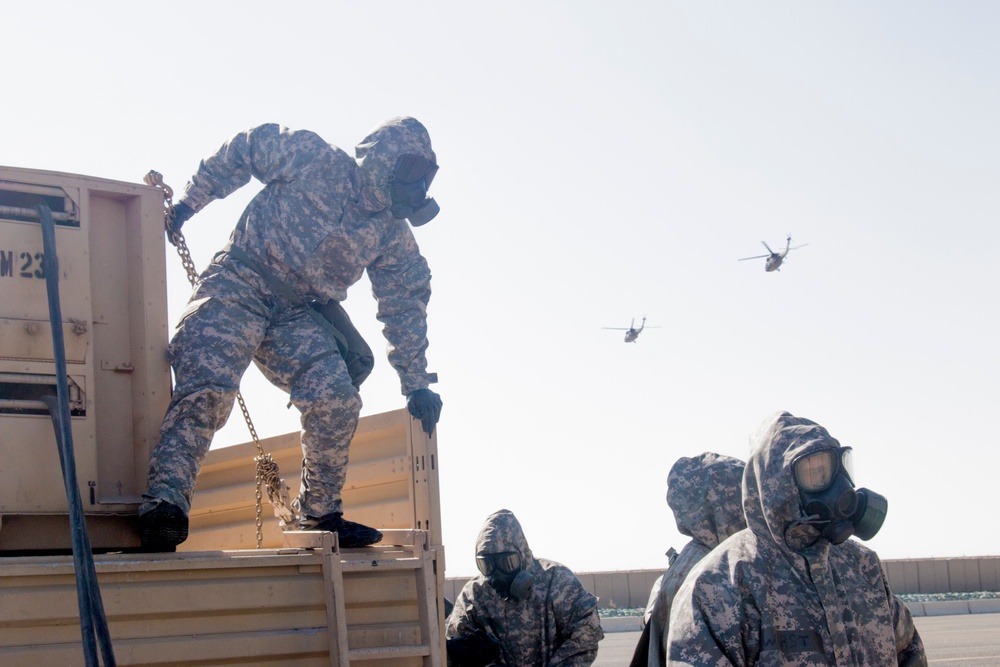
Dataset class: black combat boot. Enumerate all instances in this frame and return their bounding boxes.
[138,501,189,552]
[303,512,383,548]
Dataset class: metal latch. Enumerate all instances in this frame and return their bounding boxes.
[100,360,134,373]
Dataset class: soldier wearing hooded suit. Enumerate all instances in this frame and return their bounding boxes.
[139,117,443,551]
[666,411,926,666]
[634,452,747,667]
[447,509,604,666]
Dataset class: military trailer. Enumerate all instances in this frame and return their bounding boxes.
[0,166,446,665]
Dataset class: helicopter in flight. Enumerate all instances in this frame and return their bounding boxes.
[603,317,658,343]
[738,235,807,272]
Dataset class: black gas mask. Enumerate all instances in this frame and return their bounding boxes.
[389,154,440,226]
[476,551,535,601]
[792,446,888,545]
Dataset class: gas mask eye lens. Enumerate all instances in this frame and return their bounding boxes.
[496,552,521,574]
[393,154,438,188]
[794,449,836,492]
[793,446,855,492]
[476,552,521,576]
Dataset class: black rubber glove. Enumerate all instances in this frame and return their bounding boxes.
[168,201,195,235]
[406,388,442,436]
[446,628,501,667]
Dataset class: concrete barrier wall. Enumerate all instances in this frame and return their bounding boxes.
[445,556,1000,609]
[884,556,1000,597]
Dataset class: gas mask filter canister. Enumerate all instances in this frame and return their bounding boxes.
[851,487,888,540]
[507,570,535,600]
[406,197,440,226]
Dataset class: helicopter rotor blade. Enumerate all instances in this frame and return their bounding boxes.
[761,241,775,254]
[738,254,770,261]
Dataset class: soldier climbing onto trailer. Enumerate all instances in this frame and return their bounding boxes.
[139,117,444,552]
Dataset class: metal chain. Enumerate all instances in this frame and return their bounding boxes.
[144,170,295,548]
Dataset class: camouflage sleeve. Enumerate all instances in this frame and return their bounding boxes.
[546,567,604,667]
[883,564,927,666]
[445,579,483,640]
[667,560,755,667]
[445,580,505,667]
[648,542,711,667]
[179,124,328,213]
[367,225,436,395]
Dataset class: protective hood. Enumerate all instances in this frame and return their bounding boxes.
[475,509,534,563]
[667,452,747,548]
[743,411,844,553]
[449,509,604,665]
[354,116,436,213]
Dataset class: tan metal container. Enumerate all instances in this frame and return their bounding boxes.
[0,166,170,551]
[0,409,448,665]
[0,164,447,663]
[0,533,443,666]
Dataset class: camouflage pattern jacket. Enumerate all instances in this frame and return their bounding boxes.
[448,510,604,666]
[646,453,746,666]
[667,412,926,667]
[177,119,436,394]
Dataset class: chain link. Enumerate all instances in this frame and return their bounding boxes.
[144,170,295,548]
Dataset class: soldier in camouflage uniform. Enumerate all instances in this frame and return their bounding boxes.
[633,452,746,667]
[139,118,443,551]
[447,509,604,666]
[666,412,926,666]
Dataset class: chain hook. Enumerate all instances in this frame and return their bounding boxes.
[144,169,293,548]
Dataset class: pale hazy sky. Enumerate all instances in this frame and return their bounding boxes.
[3,1,997,578]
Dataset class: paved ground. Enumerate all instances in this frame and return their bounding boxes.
[593,612,1000,666]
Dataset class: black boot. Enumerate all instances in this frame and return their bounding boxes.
[139,501,189,552]
[304,512,382,548]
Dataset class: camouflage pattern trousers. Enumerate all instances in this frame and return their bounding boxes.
[142,254,361,519]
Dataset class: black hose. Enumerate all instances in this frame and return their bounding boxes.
[38,204,117,667]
